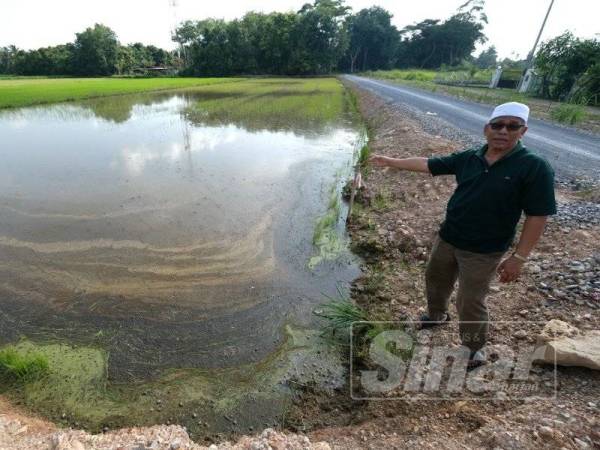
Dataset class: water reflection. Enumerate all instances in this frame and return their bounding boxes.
[0,90,361,379]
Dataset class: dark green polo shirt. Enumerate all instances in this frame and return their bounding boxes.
[427,141,557,253]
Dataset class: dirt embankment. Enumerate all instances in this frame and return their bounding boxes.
[308,84,599,449]
[2,84,599,449]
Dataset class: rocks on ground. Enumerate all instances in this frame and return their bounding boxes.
[536,319,600,370]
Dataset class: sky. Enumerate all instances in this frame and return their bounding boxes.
[1,0,598,59]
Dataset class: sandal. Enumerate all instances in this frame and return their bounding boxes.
[418,312,451,329]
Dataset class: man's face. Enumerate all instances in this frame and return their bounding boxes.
[484,116,528,152]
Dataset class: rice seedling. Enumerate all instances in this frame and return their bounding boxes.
[184,78,348,133]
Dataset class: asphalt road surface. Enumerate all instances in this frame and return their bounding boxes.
[344,75,600,180]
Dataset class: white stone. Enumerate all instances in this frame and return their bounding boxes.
[528,264,542,274]
[536,320,600,370]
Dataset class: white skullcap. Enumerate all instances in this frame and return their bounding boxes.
[489,102,530,124]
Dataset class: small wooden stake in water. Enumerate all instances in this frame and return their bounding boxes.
[346,169,362,224]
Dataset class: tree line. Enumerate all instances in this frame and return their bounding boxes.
[173,0,488,75]
[0,24,176,76]
[1,0,488,77]
[535,32,600,105]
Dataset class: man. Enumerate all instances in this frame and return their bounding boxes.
[369,102,556,367]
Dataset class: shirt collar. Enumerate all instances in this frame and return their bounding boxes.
[477,141,525,160]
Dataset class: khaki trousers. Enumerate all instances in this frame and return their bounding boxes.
[425,236,505,352]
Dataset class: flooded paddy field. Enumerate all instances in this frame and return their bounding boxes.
[0,79,363,439]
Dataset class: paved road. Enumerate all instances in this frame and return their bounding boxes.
[344,75,600,180]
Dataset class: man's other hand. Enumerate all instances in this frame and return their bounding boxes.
[497,256,524,283]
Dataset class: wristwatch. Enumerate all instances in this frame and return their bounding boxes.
[511,252,528,262]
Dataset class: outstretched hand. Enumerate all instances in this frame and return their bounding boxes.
[497,256,524,283]
[368,155,390,167]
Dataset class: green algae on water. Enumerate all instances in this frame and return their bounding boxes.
[0,328,345,439]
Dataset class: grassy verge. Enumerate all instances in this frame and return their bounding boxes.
[550,103,588,125]
[364,69,600,133]
[365,69,531,103]
[365,68,493,85]
[0,76,244,109]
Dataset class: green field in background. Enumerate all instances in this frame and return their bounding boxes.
[0,77,244,109]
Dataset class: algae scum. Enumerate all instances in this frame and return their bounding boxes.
[0,79,363,438]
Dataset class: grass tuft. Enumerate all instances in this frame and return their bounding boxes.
[372,189,392,211]
[314,288,399,363]
[314,286,376,345]
[358,144,371,167]
[0,346,49,383]
[550,103,588,125]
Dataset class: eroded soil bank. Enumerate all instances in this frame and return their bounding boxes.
[2,82,599,449]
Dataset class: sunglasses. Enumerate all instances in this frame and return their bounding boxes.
[489,122,525,131]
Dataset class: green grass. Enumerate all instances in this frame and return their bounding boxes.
[364,69,531,104]
[184,78,351,132]
[358,143,371,167]
[365,69,437,82]
[313,291,404,363]
[0,76,243,109]
[0,345,49,383]
[314,297,368,337]
[309,184,346,269]
[372,189,393,212]
[0,77,359,132]
[550,103,588,125]
[364,68,493,85]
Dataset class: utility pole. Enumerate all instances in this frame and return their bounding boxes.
[526,0,555,65]
[169,0,185,64]
[518,0,555,91]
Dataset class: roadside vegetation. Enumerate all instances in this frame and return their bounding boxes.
[550,102,588,125]
[0,77,241,109]
[364,68,600,132]
[365,68,528,102]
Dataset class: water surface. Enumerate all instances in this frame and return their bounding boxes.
[0,88,362,382]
